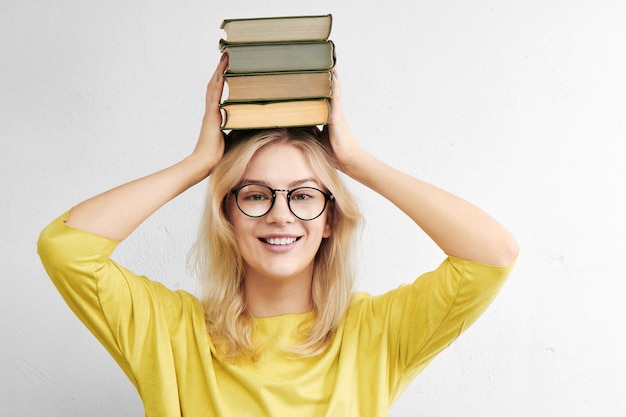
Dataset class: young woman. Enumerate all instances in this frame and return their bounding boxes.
[38,55,518,416]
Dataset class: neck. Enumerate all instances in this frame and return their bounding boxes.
[243,270,313,318]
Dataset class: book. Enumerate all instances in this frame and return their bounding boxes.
[220,99,330,130]
[222,41,335,74]
[220,14,332,44]
[223,71,333,102]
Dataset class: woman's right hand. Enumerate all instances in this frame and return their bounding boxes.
[193,54,229,175]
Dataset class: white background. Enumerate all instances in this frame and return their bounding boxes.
[2,0,625,415]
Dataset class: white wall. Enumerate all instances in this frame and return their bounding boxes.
[2,1,625,415]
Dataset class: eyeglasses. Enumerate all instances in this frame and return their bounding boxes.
[231,183,334,221]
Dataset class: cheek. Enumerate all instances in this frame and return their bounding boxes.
[231,215,252,242]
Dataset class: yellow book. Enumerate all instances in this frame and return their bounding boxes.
[220,99,330,130]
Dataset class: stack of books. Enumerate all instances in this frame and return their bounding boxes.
[218,14,335,130]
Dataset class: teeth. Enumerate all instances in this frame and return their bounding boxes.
[265,237,297,246]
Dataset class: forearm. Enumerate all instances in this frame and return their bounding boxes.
[66,153,211,242]
[66,57,227,242]
[344,148,518,266]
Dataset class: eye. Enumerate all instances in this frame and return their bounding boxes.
[290,188,317,201]
[239,185,272,201]
[247,193,267,201]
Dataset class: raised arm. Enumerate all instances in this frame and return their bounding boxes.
[323,71,518,267]
[66,55,228,241]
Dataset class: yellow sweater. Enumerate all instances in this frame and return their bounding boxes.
[38,212,514,417]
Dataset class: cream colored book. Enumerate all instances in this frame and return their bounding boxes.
[220,14,332,44]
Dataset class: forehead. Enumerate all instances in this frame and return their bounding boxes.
[243,143,319,186]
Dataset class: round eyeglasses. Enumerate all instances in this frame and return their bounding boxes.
[231,184,334,221]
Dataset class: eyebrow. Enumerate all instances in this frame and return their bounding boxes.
[241,178,321,188]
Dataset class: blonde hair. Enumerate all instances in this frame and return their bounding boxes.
[189,128,362,361]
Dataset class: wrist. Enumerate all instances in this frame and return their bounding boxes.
[183,153,217,183]
[340,147,377,181]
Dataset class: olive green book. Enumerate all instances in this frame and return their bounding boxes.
[221,41,335,74]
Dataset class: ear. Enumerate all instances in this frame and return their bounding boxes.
[322,204,333,238]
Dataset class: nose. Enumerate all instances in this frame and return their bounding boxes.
[265,190,294,224]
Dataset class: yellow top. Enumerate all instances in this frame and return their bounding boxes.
[38,211,514,417]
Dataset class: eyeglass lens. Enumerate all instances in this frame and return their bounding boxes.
[235,184,329,220]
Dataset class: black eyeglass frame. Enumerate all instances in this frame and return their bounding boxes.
[230,183,334,221]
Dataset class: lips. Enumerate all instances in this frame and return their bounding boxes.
[259,236,301,246]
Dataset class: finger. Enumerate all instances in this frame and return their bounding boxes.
[205,55,228,115]
[217,53,229,77]
[210,55,228,90]
[331,68,341,99]
[329,68,347,124]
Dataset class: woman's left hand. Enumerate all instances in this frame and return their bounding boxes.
[322,69,364,174]
[321,69,518,266]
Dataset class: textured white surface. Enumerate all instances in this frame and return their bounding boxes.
[2,1,625,416]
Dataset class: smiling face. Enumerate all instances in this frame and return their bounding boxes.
[229,142,332,289]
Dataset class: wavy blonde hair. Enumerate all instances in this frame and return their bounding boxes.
[189,127,362,361]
